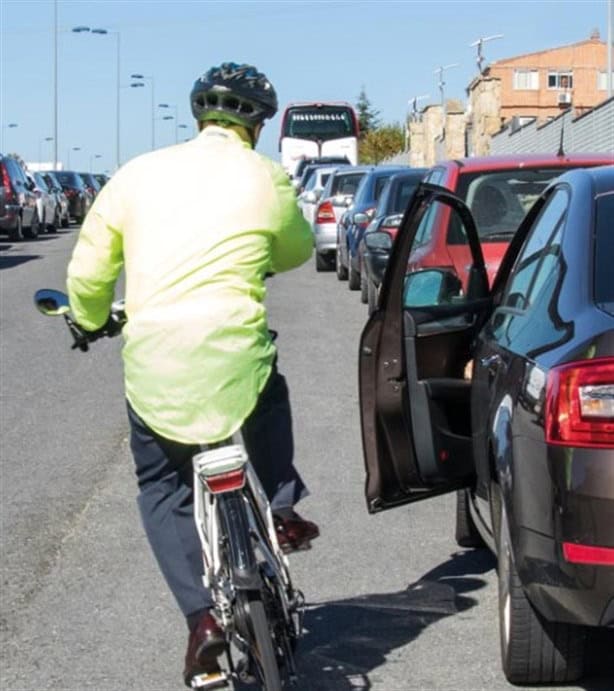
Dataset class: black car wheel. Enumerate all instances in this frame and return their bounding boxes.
[336,244,348,281]
[315,252,329,272]
[455,489,485,548]
[8,214,24,241]
[497,494,585,684]
[23,211,40,239]
[348,254,361,291]
[360,271,368,303]
[367,277,378,316]
[48,208,59,233]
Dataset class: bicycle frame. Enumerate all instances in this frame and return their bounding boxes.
[192,443,300,635]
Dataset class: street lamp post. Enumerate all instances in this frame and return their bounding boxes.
[131,73,155,149]
[158,103,180,144]
[72,26,121,170]
[38,136,54,164]
[67,146,81,169]
[1,123,18,152]
[90,154,102,172]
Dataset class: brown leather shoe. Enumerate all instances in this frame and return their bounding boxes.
[183,610,226,687]
[274,511,320,554]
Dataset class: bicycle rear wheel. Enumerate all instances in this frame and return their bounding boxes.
[240,592,282,691]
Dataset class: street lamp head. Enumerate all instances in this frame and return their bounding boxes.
[91,28,108,35]
[8,123,18,128]
[72,26,91,33]
[178,124,188,129]
[162,115,174,121]
[45,136,54,142]
[131,82,145,88]
[158,103,170,108]
[131,73,144,79]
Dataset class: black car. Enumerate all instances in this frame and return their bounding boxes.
[93,173,109,189]
[360,168,427,311]
[359,168,614,684]
[54,171,91,224]
[337,165,407,289]
[0,154,40,240]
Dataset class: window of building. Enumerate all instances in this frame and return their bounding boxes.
[597,70,614,90]
[513,69,539,90]
[547,71,573,89]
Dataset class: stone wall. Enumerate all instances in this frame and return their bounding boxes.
[468,77,503,156]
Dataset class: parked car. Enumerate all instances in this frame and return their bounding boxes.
[93,173,109,189]
[297,165,339,226]
[54,171,91,224]
[312,165,372,271]
[0,154,40,240]
[359,167,614,685]
[337,165,407,289]
[292,156,350,190]
[360,168,426,310]
[79,172,101,201]
[27,171,59,232]
[363,153,614,314]
[42,171,70,228]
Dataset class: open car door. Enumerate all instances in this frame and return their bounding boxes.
[359,184,492,512]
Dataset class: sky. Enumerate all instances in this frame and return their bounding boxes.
[1,0,612,172]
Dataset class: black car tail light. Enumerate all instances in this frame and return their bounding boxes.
[545,357,614,448]
[1,164,15,202]
[316,200,335,224]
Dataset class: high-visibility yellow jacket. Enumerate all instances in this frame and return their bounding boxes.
[67,126,313,443]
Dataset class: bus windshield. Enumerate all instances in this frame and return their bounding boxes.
[282,105,356,142]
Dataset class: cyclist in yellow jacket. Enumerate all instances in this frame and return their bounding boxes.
[66,62,319,686]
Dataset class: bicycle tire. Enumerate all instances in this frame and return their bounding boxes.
[242,593,282,691]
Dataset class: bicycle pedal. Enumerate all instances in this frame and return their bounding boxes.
[190,671,229,689]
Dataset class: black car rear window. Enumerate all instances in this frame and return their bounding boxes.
[594,192,614,316]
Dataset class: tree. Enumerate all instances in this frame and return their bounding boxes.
[356,87,380,138]
[359,123,405,164]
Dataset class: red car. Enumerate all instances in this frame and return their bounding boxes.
[364,153,614,300]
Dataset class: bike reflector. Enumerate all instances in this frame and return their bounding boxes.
[204,468,246,494]
[193,444,248,494]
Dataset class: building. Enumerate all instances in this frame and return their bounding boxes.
[466,30,612,156]
[484,29,610,124]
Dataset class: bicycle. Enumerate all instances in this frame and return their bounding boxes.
[34,289,305,691]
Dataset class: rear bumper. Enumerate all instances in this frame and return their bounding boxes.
[0,204,20,230]
[313,222,337,254]
[510,441,614,628]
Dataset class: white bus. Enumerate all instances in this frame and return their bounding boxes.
[279,102,359,177]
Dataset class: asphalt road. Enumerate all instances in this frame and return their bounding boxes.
[1,228,611,691]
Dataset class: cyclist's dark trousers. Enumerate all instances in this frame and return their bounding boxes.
[127,366,308,621]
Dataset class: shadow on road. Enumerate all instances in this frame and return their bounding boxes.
[296,549,495,690]
[0,254,41,269]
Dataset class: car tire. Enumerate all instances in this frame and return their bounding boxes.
[8,214,24,242]
[336,245,348,281]
[315,252,329,272]
[48,208,59,233]
[455,489,486,548]
[497,495,585,684]
[360,271,368,303]
[348,255,360,291]
[23,211,40,239]
[367,278,378,315]
[61,213,70,228]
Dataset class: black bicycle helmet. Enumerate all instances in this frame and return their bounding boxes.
[190,62,278,128]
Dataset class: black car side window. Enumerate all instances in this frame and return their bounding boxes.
[489,188,569,351]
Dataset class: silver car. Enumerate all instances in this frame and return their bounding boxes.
[297,166,338,226]
[27,171,59,232]
[312,166,371,272]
